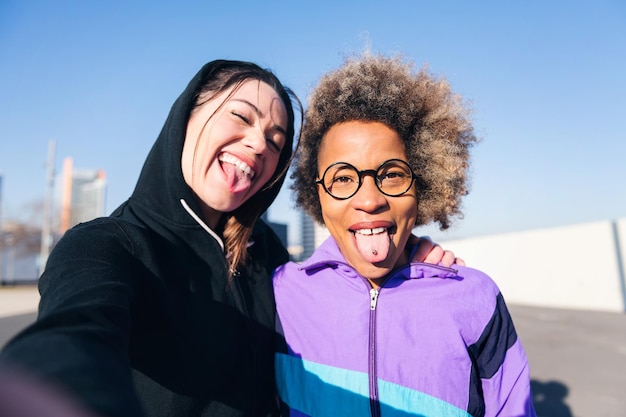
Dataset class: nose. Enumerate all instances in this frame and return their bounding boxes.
[350,175,388,213]
[242,126,267,157]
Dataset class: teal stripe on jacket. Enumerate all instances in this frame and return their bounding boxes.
[276,353,472,417]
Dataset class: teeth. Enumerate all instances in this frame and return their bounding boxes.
[219,154,255,179]
[354,227,386,235]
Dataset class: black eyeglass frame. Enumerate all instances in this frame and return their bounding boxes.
[315,158,417,200]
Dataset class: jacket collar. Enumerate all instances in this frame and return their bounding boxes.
[300,236,459,280]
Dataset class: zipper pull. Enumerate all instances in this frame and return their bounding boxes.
[370,288,379,310]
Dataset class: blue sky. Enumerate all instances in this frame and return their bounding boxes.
[1,0,624,247]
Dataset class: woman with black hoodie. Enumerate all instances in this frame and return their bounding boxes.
[0,60,456,417]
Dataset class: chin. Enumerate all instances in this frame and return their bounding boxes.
[354,261,393,280]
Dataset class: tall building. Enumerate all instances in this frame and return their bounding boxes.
[59,157,107,233]
[299,211,330,261]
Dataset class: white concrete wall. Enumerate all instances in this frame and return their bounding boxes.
[441,218,626,313]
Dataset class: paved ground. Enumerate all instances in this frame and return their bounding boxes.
[509,304,626,417]
[0,286,40,319]
[0,285,625,417]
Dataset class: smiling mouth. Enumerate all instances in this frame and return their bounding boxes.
[218,153,255,179]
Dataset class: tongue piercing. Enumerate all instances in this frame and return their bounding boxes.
[372,249,378,256]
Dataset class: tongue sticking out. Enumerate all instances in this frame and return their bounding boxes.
[354,228,391,263]
[223,162,252,193]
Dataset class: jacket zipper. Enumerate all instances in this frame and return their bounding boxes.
[368,287,381,417]
[310,262,454,417]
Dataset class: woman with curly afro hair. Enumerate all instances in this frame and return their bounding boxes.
[273,54,536,417]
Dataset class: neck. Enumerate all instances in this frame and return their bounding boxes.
[366,278,383,290]
[201,204,222,231]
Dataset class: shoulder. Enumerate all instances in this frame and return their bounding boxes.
[439,265,507,331]
[51,217,146,260]
[453,265,502,299]
[249,219,290,268]
[272,260,302,286]
[40,218,151,295]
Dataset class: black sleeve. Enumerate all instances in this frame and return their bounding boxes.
[0,220,145,417]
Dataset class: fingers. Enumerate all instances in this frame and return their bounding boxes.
[438,250,456,268]
[423,244,446,265]
[411,235,465,267]
[425,249,463,268]
[411,235,434,262]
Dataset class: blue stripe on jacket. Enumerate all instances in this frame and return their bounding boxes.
[276,353,472,417]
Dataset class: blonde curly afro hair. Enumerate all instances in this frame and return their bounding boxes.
[291,54,478,230]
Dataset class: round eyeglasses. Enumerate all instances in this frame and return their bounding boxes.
[315,159,416,200]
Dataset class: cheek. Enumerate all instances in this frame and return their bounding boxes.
[260,154,282,185]
[319,197,344,231]
[181,139,199,187]
[186,127,218,177]
[318,190,331,218]
[397,201,418,229]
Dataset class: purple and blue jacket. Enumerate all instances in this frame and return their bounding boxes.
[274,237,536,417]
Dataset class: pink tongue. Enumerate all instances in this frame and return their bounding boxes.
[223,162,251,193]
[355,230,390,263]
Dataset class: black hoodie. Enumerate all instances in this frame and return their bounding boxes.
[0,62,289,417]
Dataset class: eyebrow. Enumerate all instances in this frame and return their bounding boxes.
[232,98,287,135]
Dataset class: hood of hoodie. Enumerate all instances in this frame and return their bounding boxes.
[110,60,292,266]
[110,62,239,259]
[126,64,208,228]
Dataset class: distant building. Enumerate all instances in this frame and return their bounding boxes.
[59,157,106,233]
[0,157,107,283]
[299,211,330,261]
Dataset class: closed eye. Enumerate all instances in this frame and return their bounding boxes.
[232,107,284,153]
[266,137,282,152]
[232,111,250,124]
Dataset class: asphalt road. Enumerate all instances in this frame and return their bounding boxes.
[508,304,626,417]
[1,296,625,417]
